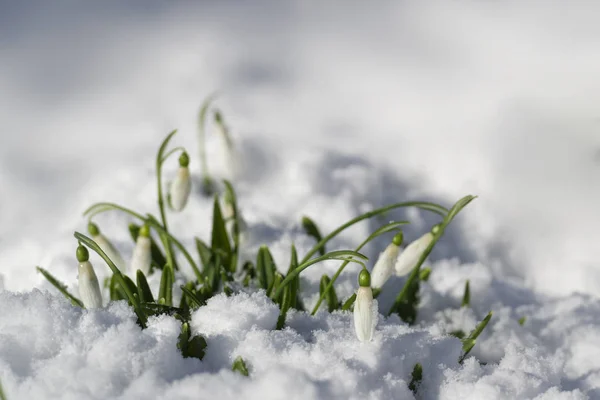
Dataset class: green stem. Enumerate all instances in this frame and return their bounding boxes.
[310,221,408,315]
[83,202,145,222]
[300,201,448,265]
[272,250,368,300]
[198,94,217,185]
[156,130,178,232]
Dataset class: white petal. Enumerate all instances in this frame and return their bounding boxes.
[370,244,400,289]
[394,232,434,276]
[131,236,152,276]
[169,167,191,211]
[78,261,103,309]
[354,287,377,342]
[93,234,126,272]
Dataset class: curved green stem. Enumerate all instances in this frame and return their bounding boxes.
[198,94,218,187]
[272,250,368,300]
[161,146,186,164]
[156,129,178,231]
[83,202,146,222]
[300,201,448,265]
[310,220,408,315]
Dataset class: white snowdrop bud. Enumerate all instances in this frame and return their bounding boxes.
[88,222,126,272]
[371,232,403,289]
[76,245,103,309]
[169,152,192,212]
[354,269,378,342]
[131,225,152,276]
[394,228,437,277]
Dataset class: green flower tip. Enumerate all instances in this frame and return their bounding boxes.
[76,245,89,262]
[431,223,442,235]
[87,222,100,236]
[358,269,371,287]
[179,152,190,167]
[139,224,151,238]
[392,231,404,246]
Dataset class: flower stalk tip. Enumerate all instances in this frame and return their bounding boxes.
[77,244,102,309]
[354,269,377,342]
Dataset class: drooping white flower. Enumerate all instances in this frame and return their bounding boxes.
[169,152,192,212]
[354,269,378,342]
[371,232,403,289]
[88,222,126,272]
[131,224,152,276]
[394,226,439,277]
[77,244,103,309]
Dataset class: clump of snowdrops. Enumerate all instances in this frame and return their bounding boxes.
[37,96,492,394]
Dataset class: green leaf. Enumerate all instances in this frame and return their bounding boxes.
[276,285,292,330]
[232,356,249,377]
[178,322,207,360]
[74,231,147,328]
[158,264,174,306]
[0,377,7,400]
[341,293,357,311]
[211,196,232,270]
[449,330,466,339]
[223,180,240,272]
[36,266,83,308]
[136,270,155,303]
[459,311,493,363]
[180,284,204,310]
[461,280,470,308]
[129,223,167,271]
[109,274,125,301]
[518,316,526,326]
[409,363,423,394]
[302,216,325,256]
[287,245,302,310]
[256,246,276,291]
[319,275,338,312]
[268,272,284,302]
[195,238,212,270]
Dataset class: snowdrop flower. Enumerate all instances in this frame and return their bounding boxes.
[354,269,378,342]
[394,225,440,277]
[77,244,103,309]
[169,152,192,212]
[371,232,403,289]
[88,222,126,272]
[131,224,152,276]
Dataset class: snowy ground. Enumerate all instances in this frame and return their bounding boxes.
[1,2,600,399]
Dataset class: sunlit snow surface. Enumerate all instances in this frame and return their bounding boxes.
[1,2,600,399]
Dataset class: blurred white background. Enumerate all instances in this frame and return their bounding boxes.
[1,1,599,295]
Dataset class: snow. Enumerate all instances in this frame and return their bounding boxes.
[1,1,600,399]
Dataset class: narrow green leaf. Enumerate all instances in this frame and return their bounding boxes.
[223,180,240,273]
[129,223,167,271]
[409,363,423,394]
[178,322,207,360]
[136,270,155,303]
[159,264,174,306]
[211,196,232,269]
[518,316,526,326]
[36,267,83,308]
[461,280,470,308]
[341,293,357,311]
[232,356,249,377]
[319,275,338,312]
[287,245,302,310]
[449,330,466,339]
[390,267,421,324]
[110,274,125,301]
[302,216,325,256]
[84,202,145,222]
[180,284,204,309]
[276,285,292,330]
[256,246,270,290]
[0,377,7,400]
[195,238,212,270]
[75,231,147,328]
[459,311,493,363]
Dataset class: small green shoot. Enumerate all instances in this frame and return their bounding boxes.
[232,356,249,377]
[36,266,84,308]
[409,363,423,394]
[461,280,470,308]
[518,316,526,326]
[459,311,493,363]
[177,322,207,360]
